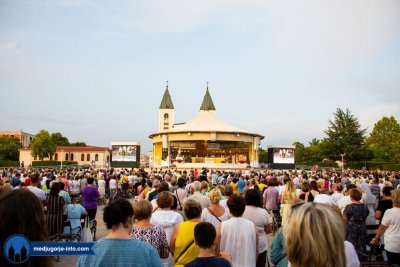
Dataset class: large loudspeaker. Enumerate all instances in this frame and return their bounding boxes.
[162,135,168,148]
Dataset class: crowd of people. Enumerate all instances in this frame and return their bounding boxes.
[0,166,399,267]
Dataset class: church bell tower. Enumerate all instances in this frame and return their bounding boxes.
[159,82,175,132]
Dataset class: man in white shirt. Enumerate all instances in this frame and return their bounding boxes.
[28,173,46,202]
[337,184,359,213]
[314,193,335,206]
[186,181,211,210]
[331,183,344,204]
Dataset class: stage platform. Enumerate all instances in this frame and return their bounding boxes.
[153,162,251,170]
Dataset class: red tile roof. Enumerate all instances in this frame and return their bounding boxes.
[56,146,109,152]
[20,146,109,152]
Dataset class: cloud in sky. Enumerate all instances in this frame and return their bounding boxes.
[0,0,399,151]
[109,0,400,66]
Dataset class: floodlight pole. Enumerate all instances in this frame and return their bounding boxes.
[340,153,345,174]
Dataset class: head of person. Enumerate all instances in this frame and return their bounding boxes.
[392,189,400,208]
[209,188,222,204]
[171,178,177,187]
[50,182,61,196]
[336,183,343,193]
[345,183,357,193]
[74,197,82,204]
[283,175,291,184]
[158,181,169,193]
[103,198,134,231]
[183,199,202,220]
[171,194,179,210]
[0,189,52,267]
[157,191,174,209]
[383,186,394,197]
[285,179,295,192]
[301,182,310,193]
[286,202,346,267]
[133,200,152,221]
[200,181,209,191]
[194,222,216,249]
[0,183,12,196]
[227,194,246,217]
[349,188,362,201]
[244,189,261,207]
[224,185,233,197]
[177,178,186,188]
[30,173,40,185]
[58,181,65,191]
[317,181,325,191]
[87,177,95,185]
[191,181,201,192]
[152,179,160,188]
[309,180,318,191]
[217,185,225,195]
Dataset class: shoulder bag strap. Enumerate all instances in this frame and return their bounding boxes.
[207,208,222,222]
[175,239,195,263]
[175,189,182,209]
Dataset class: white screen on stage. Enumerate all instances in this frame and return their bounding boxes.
[273,148,295,164]
[111,145,137,162]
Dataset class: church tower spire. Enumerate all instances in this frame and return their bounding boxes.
[159,81,175,132]
[159,81,174,109]
[200,82,216,111]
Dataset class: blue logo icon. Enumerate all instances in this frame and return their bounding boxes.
[3,235,31,264]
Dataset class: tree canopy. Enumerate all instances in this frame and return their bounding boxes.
[321,108,367,162]
[51,132,70,146]
[293,139,323,163]
[366,116,400,162]
[31,130,56,160]
[0,136,21,161]
[70,142,86,146]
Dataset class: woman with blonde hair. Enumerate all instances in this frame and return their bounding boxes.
[201,188,230,228]
[286,202,359,267]
[280,179,297,226]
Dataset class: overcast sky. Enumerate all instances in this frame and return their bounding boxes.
[1,0,399,152]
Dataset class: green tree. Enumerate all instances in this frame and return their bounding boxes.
[31,130,56,160]
[322,108,367,161]
[0,136,21,160]
[51,132,70,146]
[306,138,324,162]
[259,148,268,163]
[366,116,400,162]
[70,142,86,146]
[292,141,306,163]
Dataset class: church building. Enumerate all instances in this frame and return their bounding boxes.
[149,85,264,169]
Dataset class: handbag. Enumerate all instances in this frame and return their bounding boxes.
[81,216,93,242]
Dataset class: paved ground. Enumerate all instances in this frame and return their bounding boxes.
[54,199,274,267]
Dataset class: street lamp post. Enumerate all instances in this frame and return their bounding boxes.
[61,149,64,170]
[340,153,345,174]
